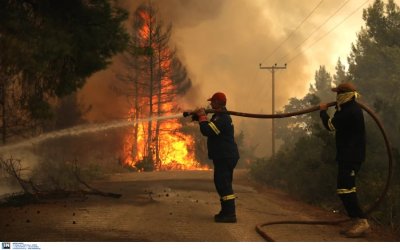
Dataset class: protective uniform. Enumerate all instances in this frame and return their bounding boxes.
[197,93,240,223]
[320,83,369,237]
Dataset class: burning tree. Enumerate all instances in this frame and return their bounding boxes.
[118,3,201,171]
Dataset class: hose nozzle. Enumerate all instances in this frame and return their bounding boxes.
[183,109,213,118]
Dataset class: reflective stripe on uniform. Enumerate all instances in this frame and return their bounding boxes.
[328,118,335,131]
[222,194,235,201]
[208,122,221,135]
[336,187,356,194]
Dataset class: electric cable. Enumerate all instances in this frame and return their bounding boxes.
[277,0,351,64]
[260,0,325,64]
[189,100,393,241]
[285,0,370,64]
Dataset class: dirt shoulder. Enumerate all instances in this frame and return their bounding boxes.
[0,169,398,242]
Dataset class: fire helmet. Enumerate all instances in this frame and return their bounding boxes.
[331,82,357,93]
[207,92,227,105]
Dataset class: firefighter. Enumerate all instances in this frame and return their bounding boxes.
[319,82,370,237]
[193,92,240,223]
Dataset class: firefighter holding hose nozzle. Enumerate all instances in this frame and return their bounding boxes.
[192,92,240,223]
[319,82,370,237]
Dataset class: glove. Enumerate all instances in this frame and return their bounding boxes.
[319,103,328,111]
[190,108,207,122]
[195,108,206,116]
[191,113,199,121]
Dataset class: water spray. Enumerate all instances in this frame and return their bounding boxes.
[0,113,183,153]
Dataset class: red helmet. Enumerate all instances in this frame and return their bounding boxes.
[207,92,227,105]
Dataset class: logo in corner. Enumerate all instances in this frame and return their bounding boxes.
[1,242,11,250]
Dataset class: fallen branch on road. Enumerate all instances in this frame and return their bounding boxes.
[0,157,121,206]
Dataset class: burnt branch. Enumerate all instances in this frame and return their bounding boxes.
[0,157,121,205]
[72,164,121,199]
[0,157,36,194]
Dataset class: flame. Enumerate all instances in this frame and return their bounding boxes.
[122,112,207,171]
[122,7,207,171]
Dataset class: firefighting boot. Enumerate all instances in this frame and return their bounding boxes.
[214,199,236,223]
[339,218,358,235]
[344,219,370,238]
[214,199,224,219]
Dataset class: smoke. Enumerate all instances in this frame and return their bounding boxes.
[0,182,22,197]
[78,0,368,157]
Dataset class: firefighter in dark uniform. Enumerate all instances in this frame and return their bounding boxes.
[319,82,370,237]
[193,92,240,223]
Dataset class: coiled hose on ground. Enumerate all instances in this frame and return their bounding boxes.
[202,101,393,241]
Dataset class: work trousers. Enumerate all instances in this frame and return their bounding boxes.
[213,158,238,215]
[213,158,238,197]
[337,161,366,219]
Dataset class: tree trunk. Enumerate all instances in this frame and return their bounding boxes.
[146,11,154,169]
[155,30,166,168]
[132,77,139,160]
[131,30,140,162]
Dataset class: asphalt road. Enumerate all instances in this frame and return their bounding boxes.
[0,169,387,242]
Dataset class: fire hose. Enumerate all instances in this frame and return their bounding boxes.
[184,101,393,241]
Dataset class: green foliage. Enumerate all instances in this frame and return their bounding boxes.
[0,0,129,129]
[6,0,129,93]
[276,66,335,146]
[252,137,337,205]
[349,0,400,142]
[333,58,349,85]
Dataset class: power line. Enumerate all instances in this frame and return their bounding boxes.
[286,0,370,64]
[277,0,351,63]
[260,0,325,64]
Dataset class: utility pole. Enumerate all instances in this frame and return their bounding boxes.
[259,63,287,158]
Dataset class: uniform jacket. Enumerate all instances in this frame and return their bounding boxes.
[199,108,240,160]
[320,99,366,163]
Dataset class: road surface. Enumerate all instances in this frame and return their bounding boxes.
[0,169,393,241]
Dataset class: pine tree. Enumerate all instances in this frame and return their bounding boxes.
[333,58,348,86]
[0,0,128,143]
[118,3,192,170]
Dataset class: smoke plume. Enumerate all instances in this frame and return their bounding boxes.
[79,0,368,157]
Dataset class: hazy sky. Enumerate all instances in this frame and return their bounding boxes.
[78,0,395,156]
